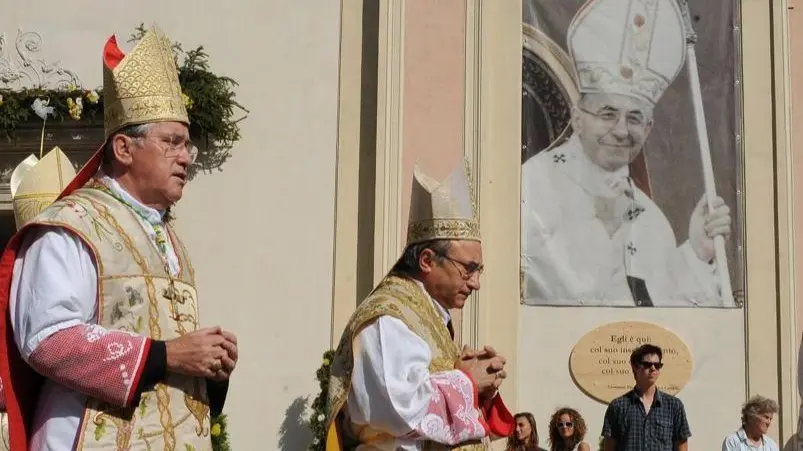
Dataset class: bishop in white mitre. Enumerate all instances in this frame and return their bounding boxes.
[325,163,514,450]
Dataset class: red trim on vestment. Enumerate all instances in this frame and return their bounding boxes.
[103,36,125,70]
[126,338,152,406]
[0,142,103,449]
[59,149,103,202]
[482,393,515,438]
[0,224,46,451]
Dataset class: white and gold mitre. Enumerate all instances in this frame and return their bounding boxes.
[406,162,480,246]
[567,0,686,106]
[10,147,76,230]
[102,24,188,138]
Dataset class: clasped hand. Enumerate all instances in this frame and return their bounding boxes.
[454,344,507,397]
[165,326,239,381]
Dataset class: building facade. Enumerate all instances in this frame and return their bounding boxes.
[0,1,800,450]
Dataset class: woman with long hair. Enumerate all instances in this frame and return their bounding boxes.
[547,407,590,451]
[506,412,546,451]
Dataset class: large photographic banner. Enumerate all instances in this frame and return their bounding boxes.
[520,0,743,308]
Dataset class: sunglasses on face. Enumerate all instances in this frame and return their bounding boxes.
[557,422,573,428]
[638,361,664,370]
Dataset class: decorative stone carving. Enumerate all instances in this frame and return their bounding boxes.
[0,29,82,90]
[0,29,94,212]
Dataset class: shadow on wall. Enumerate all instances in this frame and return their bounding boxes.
[278,396,313,451]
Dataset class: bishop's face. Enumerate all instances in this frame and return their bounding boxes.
[420,240,483,310]
[573,93,654,172]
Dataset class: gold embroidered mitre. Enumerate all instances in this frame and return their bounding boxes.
[10,147,76,230]
[406,162,480,245]
[102,24,188,138]
[567,0,686,106]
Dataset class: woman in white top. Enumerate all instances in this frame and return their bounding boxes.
[722,395,780,451]
[547,407,590,451]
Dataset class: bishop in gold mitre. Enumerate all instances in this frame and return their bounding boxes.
[0,24,237,451]
[325,162,514,450]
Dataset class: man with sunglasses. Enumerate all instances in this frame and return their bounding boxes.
[0,25,236,450]
[325,164,514,450]
[602,344,691,451]
[521,0,732,308]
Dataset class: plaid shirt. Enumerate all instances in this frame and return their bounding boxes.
[602,388,691,451]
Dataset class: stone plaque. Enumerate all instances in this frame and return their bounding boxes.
[569,321,693,404]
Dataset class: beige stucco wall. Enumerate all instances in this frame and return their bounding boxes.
[790,2,803,446]
[519,310,745,448]
[6,0,800,448]
[791,2,803,346]
[354,0,792,449]
[401,0,468,341]
[0,1,341,449]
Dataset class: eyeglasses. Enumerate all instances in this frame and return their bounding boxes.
[557,422,573,428]
[638,361,664,370]
[438,253,484,280]
[137,135,198,163]
[578,106,649,129]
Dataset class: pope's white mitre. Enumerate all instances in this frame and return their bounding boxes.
[406,162,480,246]
[567,0,687,106]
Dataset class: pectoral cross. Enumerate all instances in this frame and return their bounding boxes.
[162,278,184,321]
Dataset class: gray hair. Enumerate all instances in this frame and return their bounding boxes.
[390,239,452,278]
[102,123,156,166]
[741,395,778,425]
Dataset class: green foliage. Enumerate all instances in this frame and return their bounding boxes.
[0,87,104,139]
[308,349,336,451]
[211,413,231,451]
[130,23,248,178]
[0,25,247,178]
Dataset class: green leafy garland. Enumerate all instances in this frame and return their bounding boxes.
[0,86,104,137]
[211,413,231,451]
[0,24,248,179]
[308,349,335,451]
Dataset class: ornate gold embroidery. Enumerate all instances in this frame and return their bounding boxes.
[407,219,481,245]
[103,25,188,137]
[184,379,211,436]
[327,276,481,450]
[31,185,210,450]
[91,406,136,449]
[156,383,176,451]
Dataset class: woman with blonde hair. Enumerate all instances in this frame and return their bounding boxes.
[547,407,590,451]
[507,412,547,451]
